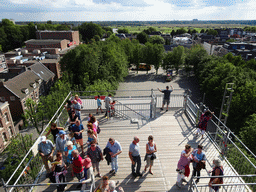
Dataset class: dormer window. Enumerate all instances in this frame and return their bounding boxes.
[21,88,29,94]
[36,79,42,84]
[30,83,36,88]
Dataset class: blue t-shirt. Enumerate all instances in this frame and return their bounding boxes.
[71,124,84,139]
[97,98,101,107]
[64,145,77,163]
[106,140,122,155]
[192,149,206,168]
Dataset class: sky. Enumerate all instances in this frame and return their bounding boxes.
[0,0,255,21]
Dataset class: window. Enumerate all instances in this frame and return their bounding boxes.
[0,120,3,128]
[10,96,15,101]
[31,93,34,100]
[35,92,38,98]
[2,132,7,143]
[4,113,9,123]
[8,126,13,137]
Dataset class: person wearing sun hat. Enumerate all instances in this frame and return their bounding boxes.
[56,130,68,155]
[64,140,77,166]
[80,157,95,190]
[38,136,54,173]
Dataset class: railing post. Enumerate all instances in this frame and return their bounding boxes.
[2,178,8,192]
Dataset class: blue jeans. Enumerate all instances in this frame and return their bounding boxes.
[132,155,141,174]
[111,157,118,172]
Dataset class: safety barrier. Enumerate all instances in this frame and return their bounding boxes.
[184,94,256,192]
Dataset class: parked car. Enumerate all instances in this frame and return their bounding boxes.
[166,69,173,82]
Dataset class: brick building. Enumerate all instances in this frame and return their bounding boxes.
[24,59,61,80]
[0,62,54,120]
[25,39,70,53]
[36,30,80,45]
[0,102,16,152]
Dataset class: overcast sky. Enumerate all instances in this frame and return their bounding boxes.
[0,0,255,21]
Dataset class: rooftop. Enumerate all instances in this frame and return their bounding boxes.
[25,39,69,45]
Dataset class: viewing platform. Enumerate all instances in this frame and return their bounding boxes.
[3,69,256,192]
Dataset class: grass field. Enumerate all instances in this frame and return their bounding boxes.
[113,24,246,34]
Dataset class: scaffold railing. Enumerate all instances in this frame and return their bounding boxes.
[184,94,256,191]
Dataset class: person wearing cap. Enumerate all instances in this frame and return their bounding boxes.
[56,130,68,155]
[80,157,95,190]
[38,136,54,173]
[64,141,77,165]
[71,120,85,155]
[157,85,174,112]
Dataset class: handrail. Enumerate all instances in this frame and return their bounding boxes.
[116,100,148,120]
[203,104,256,159]
[6,91,72,185]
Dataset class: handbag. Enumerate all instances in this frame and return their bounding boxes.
[151,153,156,160]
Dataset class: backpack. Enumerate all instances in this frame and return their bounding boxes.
[97,125,101,134]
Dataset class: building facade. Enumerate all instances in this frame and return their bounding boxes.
[36,30,80,45]
[0,102,17,152]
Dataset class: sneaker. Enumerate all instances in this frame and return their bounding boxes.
[109,170,115,174]
[96,112,99,114]
[166,109,168,112]
[160,108,163,110]
[176,182,181,188]
[136,172,142,177]
[132,172,137,177]
[113,171,116,176]
[182,178,188,183]
[195,179,199,184]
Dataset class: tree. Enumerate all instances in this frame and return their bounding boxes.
[151,43,165,74]
[47,20,53,24]
[132,43,142,73]
[143,27,157,35]
[93,35,101,42]
[79,22,104,43]
[137,32,148,44]
[163,52,175,71]
[207,29,218,36]
[200,29,205,33]
[148,35,165,45]
[23,98,43,134]
[172,46,185,73]
[117,28,129,34]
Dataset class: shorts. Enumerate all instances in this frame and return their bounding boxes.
[76,138,83,146]
[197,128,205,135]
[163,99,170,105]
[97,105,102,109]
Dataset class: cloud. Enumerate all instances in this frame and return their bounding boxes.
[0,0,256,21]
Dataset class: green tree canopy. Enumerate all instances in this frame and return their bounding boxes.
[137,32,148,44]
[79,22,104,43]
[148,35,165,45]
[117,28,129,34]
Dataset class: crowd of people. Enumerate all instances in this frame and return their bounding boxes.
[37,92,223,192]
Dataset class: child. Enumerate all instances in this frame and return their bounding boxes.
[110,100,116,117]
[87,113,93,122]
[96,95,103,114]
[69,132,77,147]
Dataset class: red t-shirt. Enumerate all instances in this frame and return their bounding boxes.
[73,155,83,173]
